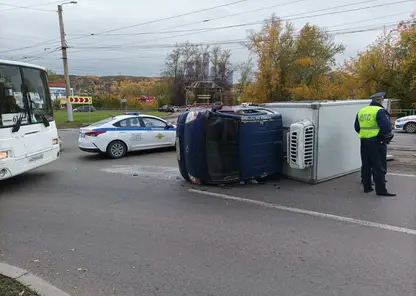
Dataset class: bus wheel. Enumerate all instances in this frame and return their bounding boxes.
[107,140,127,159]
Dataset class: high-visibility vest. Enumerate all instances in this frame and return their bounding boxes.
[357,106,382,139]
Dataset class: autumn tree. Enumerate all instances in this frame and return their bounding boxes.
[47,69,61,83]
[162,42,234,106]
[391,15,416,108]
[343,12,416,108]
[243,14,345,102]
[342,31,397,99]
[235,57,254,103]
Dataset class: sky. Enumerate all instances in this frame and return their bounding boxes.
[0,0,414,78]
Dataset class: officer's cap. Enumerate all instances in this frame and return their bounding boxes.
[369,92,386,100]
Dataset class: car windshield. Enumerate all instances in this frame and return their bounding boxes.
[88,117,113,127]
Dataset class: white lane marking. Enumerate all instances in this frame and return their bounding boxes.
[189,189,416,236]
[101,165,181,180]
[388,173,416,178]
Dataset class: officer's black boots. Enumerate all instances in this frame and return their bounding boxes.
[377,192,396,197]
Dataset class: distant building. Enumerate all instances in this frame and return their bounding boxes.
[49,85,74,102]
[49,83,74,108]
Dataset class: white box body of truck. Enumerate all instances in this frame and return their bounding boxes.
[262,99,390,184]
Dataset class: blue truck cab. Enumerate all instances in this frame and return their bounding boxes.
[176,105,284,185]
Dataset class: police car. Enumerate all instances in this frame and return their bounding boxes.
[394,115,416,133]
[78,112,176,159]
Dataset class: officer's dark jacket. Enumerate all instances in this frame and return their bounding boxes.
[354,101,392,139]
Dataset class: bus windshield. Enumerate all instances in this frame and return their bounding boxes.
[0,63,53,128]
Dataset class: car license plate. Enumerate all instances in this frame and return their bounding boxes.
[80,132,85,138]
[176,137,180,160]
[29,154,44,163]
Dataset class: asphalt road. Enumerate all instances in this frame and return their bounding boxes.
[0,131,415,296]
[390,130,416,151]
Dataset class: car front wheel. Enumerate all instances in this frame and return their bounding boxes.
[107,140,127,159]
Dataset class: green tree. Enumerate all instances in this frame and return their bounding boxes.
[47,69,60,83]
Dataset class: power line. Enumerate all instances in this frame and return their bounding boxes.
[74,10,408,37]
[0,1,60,12]
[8,2,411,60]
[25,21,399,60]
[324,10,411,29]
[11,21,397,69]
[62,22,404,52]
[0,37,60,54]
[62,0,308,48]
[66,0,251,42]
[22,48,61,62]
[84,0,310,37]
[1,7,406,56]
[68,0,414,50]
[66,0,377,47]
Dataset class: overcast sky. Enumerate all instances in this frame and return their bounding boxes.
[1,0,414,77]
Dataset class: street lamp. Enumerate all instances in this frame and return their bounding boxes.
[58,1,77,122]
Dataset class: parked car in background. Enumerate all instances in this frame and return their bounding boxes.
[173,106,179,112]
[73,106,96,112]
[78,112,176,159]
[158,105,174,112]
[394,115,416,133]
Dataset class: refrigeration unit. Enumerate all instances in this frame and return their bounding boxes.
[261,99,391,184]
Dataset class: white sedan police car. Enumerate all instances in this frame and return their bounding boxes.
[78,113,176,158]
[394,115,416,133]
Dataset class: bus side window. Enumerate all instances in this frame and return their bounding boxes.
[0,65,26,127]
[22,67,53,121]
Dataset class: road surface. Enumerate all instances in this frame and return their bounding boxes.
[0,131,414,296]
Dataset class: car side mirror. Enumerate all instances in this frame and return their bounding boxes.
[166,123,174,129]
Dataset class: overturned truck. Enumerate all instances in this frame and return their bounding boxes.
[176,100,391,185]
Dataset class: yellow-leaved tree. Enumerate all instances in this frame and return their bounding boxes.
[343,12,416,107]
[241,15,345,102]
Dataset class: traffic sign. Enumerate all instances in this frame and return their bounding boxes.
[121,98,127,103]
[68,96,93,105]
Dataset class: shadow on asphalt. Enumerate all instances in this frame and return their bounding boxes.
[76,146,175,162]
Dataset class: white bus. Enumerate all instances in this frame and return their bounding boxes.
[0,59,60,180]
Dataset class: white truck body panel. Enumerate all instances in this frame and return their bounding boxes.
[262,99,390,184]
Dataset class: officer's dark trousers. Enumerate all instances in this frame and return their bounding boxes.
[360,138,387,194]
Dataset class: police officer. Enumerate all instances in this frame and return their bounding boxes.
[354,92,395,196]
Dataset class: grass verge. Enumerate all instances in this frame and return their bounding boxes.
[0,274,40,296]
[54,110,169,128]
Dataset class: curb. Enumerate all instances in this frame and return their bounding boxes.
[0,262,70,296]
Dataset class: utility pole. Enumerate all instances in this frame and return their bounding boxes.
[58,3,76,121]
